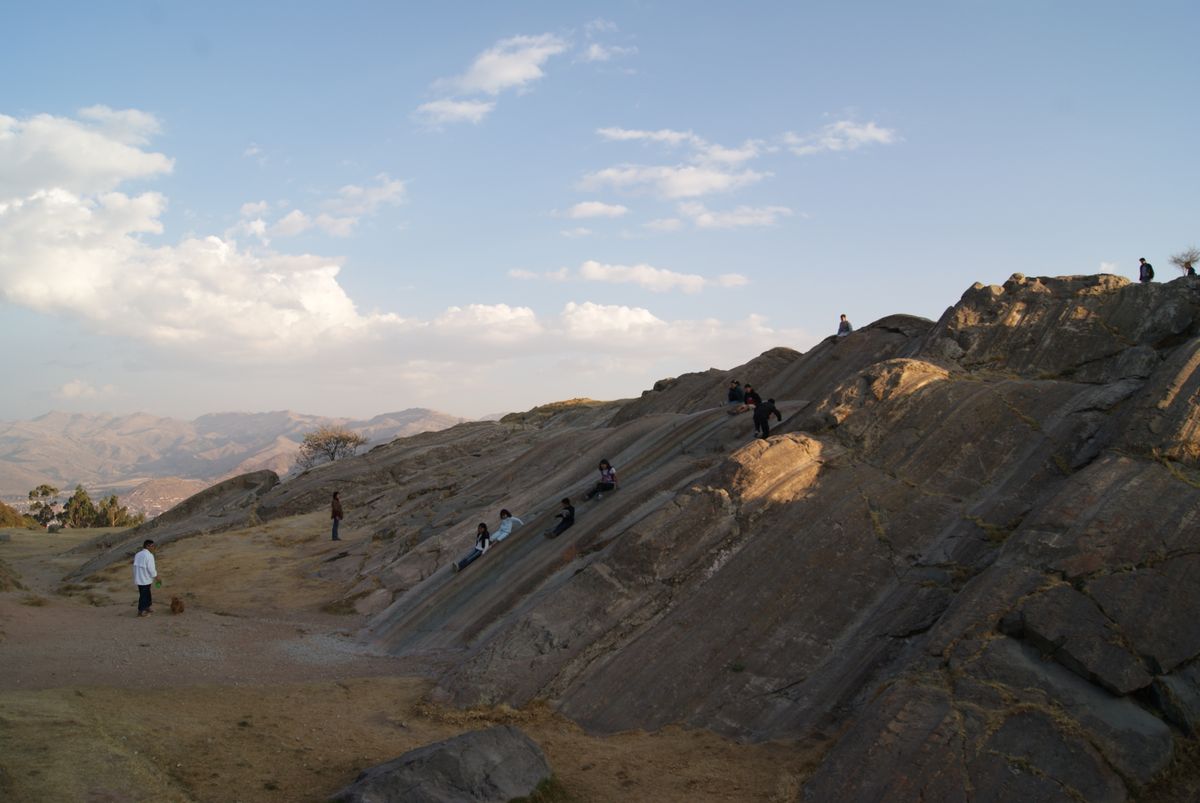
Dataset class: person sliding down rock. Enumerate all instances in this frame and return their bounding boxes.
[753,398,782,439]
[491,509,523,542]
[543,498,575,538]
[584,459,617,500]
[451,523,491,572]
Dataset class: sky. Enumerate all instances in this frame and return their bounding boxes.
[1,1,1197,421]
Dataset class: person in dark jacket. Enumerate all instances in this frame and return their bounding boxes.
[753,398,782,439]
[727,380,744,405]
[743,384,762,408]
[837,314,853,336]
[331,491,343,541]
[545,498,575,538]
[1139,258,1154,283]
[452,523,491,572]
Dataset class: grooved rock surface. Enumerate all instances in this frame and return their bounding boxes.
[329,725,550,803]
[106,274,1200,801]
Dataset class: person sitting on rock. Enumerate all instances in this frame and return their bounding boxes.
[451,523,491,572]
[727,380,744,406]
[743,384,762,408]
[491,509,524,542]
[544,498,575,538]
[753,398,783,439]
[584,460,618,500]
[837,314,853,337]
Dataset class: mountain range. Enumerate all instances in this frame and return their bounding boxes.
[0,408,466,514]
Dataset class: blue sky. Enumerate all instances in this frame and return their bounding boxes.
[1,1,1197,420]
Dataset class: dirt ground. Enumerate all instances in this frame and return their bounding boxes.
[0,523,816,802]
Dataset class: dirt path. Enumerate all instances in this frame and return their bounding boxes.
[0,525,814,802]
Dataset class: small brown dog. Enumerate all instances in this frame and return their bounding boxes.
[170,596,185,614]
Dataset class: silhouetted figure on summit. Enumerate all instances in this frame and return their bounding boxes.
[837,314,853,337]
[1139,258,1155,283]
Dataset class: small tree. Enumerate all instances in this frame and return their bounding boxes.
[295,426,368,470]
[61,485,99,528]
[96,494,146,527]
[27,484,60,526]
[1170,247,1200,275]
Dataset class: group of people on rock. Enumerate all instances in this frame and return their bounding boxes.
[1139,256,1196,283]
[726,380,782,438]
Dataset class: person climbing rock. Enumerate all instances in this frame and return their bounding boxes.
[753,398,783,439]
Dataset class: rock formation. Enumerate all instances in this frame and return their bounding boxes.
[73,273,1200,800]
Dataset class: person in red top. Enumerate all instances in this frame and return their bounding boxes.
[743,384,762,407]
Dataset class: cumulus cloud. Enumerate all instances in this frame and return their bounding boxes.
[579,164,766,199]
[578,260,747,293]
[265,174,404,239]
[0,107,811,419]
[240,200,269,217]
[418,33,568,126]
[566,201,629,219]
[785,120,897,156]
[0,108,173,200]
[597,127,700,147]
[678,201,793,229]
[579,42,638,62]
[447,33,568,95]
[415,98,495,126]
[56,379,115,399]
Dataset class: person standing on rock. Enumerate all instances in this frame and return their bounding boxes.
[837,314,853,337]
[1139,258,1155,283]
[133,539,158,617]
[331,491,343,541]
[753,398,783,439]
[584,459,618,500]
[491,509,524,543]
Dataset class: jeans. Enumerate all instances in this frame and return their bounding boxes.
[332,518,340,540]
[585,482,615,500]
[138,583,153,613]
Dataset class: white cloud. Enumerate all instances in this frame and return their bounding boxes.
[644,218,683,232]
[578,260,745,293]
[1100,261,1119,274]
[78,105,162,146]
[415,98,495,126]
[785,120,897,156]
[271,209,312,237]
[56,379,115,399]
[0,109,173,201]
[597,127,700,147]
[566,201,629,219]
[579,164,767,199]
[0,107,808,417]
[678,201,793,229]
[579,43,638,62]
[240,200,269,217]
[327,174,406,216]
[444,33,568,96]
[561,227,592,238]
[584,19,618,36]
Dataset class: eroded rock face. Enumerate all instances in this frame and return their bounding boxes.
[329,725,550,803]
[78,273,1200,800]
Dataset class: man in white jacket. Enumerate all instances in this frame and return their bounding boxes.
[133,540,158,617]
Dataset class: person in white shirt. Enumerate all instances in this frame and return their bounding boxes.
[132,539,158,617]
[491,509,524,543]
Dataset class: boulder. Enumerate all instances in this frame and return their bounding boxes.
[330,725,551,803]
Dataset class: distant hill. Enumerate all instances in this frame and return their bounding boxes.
[0,408,466,512]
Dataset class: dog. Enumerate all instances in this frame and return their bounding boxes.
[170,596,185,614]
